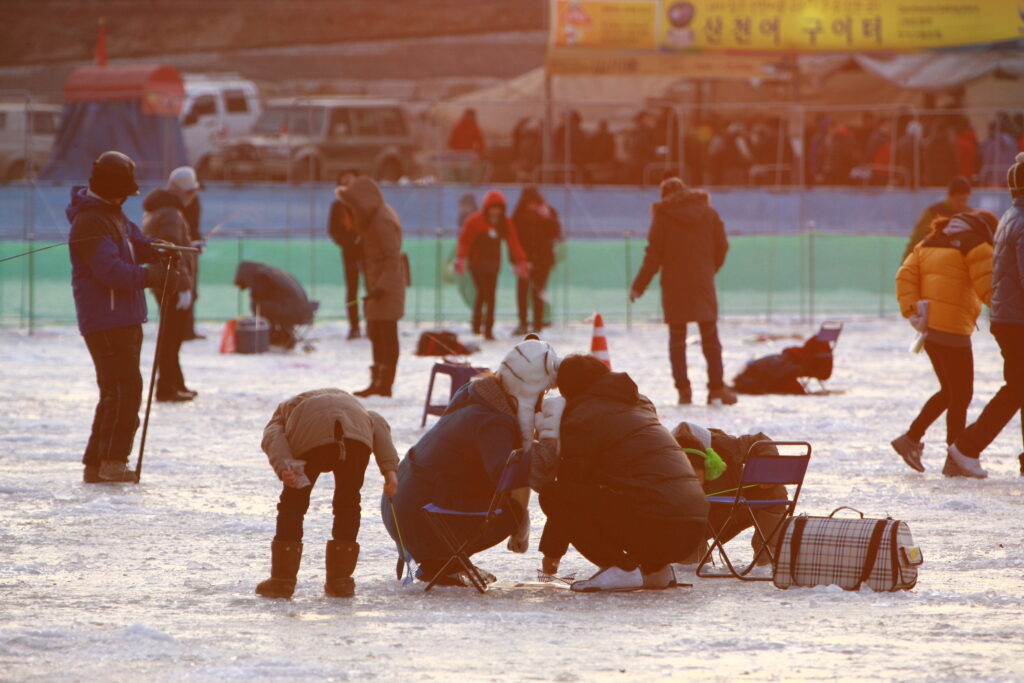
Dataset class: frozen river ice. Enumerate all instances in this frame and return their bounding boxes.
[1,317,1022,681]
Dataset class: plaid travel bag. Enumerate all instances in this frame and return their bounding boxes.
[772,507,922,591]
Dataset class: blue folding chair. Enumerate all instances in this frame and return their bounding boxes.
[696,441,812,581]
[421,362,489,427]
[421,449,524,593]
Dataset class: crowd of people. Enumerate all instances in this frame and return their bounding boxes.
[63,146,1023,597]
[448,106,1024,189]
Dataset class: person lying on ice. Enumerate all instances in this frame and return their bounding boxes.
[382,336,560,586]
[672,422,787,565]
[256,388,399,599]
[536,355,709,592]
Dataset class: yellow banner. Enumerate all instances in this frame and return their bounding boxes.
[660,0,1022,52]
[550,0,1023,57]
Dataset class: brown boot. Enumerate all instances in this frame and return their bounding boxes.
[325,540,359,598]
[256,541,302,599]
[98,460,137,482]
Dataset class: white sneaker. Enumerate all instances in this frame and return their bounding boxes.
[641,565,677,589]
[943,444,988,479]
[570,566,644,593]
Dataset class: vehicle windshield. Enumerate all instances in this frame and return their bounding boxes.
[252,106,325,137]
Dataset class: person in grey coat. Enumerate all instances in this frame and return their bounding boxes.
[949,152,1024,478]
[629,177,736,405]
[335,177,407,397]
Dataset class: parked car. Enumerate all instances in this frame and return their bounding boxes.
[0,103,61,182]
[208,97,415,183]
[180,74,262,177]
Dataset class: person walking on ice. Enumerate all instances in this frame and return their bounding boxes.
[892,211,994,475]
[629,177,736,405]
[256,388,399,599]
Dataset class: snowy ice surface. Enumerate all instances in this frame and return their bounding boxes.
[1,317,1023,682]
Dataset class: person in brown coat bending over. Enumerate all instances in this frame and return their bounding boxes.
[256,388,399,599]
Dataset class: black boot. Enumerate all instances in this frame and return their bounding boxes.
[98,460,137,482]
[353,365,380,398]
[256,541,302,599]
[375,364,395,398]
[325,540,359,598]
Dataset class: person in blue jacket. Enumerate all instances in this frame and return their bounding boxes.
[383,337,560,586]
[67,151,167,483]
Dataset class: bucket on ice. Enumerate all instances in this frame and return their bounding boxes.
[235,316,270,354]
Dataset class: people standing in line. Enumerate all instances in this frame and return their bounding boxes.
[142,166,200,403]
[537,355,708,593]
[512,186,561,335]
[328,169,363,340]
[181,186,204,341]
[902,176,973,261]
[256,388,399,599]
[67,151,167,483]
[335,177,407,398]
[892,211,994,475]
[949,156,1024,478]
[629,177,736,405]
[454,189,529,340]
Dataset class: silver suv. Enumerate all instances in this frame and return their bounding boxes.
[211,97,415,183]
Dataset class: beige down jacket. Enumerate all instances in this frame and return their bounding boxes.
[261,388,399,477]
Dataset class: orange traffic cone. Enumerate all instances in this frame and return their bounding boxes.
[590,313,611,368]
[219,318,238,354]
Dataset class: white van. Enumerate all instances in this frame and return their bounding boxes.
[179,74,261,176]
[0,102,61,182]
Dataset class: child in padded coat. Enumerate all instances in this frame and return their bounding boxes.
[256,388,399,599]
[672,422,787,564]
[892,211,994,477]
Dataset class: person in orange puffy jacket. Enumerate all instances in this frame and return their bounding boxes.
[892,211,995,475]
[454,189,528,340]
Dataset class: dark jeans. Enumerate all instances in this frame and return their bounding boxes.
[341,247,361,330]
[956,323,1024,457]
[539,481,705,573]
[908,340,974,445]
[367,320,399,368]
[274,440,372,543]
[82,325,143,467]
[668,320,725,391]
[470,263,499,334]
[516,262,552,329]
[153,295,189,395]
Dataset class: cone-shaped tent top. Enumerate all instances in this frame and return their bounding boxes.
[64,64,184,115]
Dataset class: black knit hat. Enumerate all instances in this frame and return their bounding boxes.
[89,151,140,200]
[1008,152,1024,193]
[947,175,971,197]
[556,353,610,400]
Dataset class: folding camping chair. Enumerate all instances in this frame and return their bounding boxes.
[421,361,489,427]
[798,321,843,393]
[696,441,812,581]
[421,449,524,593]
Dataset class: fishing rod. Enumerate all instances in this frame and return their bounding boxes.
[0,236,98,264]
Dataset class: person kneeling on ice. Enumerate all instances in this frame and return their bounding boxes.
[256,388,399,599]
[382,337,560,586]
[672,422,787,565]
[537,355,709,592]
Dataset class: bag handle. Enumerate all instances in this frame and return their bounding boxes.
[828,506,865,519]
[856,520,889,589]
[788,516,808,584]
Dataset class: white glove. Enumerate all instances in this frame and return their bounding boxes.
[908,314,927,333]
[536,396,566,442]
[176,290,193,310]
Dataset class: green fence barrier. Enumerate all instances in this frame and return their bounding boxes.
[0,234,904,328]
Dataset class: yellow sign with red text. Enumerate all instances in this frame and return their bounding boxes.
[550,0,1022,56]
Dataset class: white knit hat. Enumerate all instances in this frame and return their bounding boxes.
[168,166,200,192]
[1008,152,1024,193]
[498,337,561,447]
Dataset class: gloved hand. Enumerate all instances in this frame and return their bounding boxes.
[908,314,927,333]
[191,240,206,254]
[514,262,530,279]
[628,287,642,303]
[176,290,193,310]
[453,258,466,276]
[536,396,566,442]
